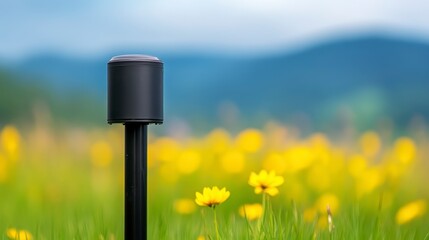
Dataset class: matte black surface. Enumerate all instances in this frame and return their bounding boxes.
[108,58,163,124]
[125,124,147,240]
[107,54,163,240]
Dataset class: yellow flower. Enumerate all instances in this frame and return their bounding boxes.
[303,207,317,222]
[359,131,381,158]
[356,167,384,197]
[174,198,196,214]
[316,193,339,214]
[348,154,367,178]
[195,187,230,208]
[220,150,245,174]
[238,203,263,221]
[6,228,33,240]
[177,149,201,174]
[248,170,284,196]
[283,146,314,173]
[236,129,264,153]
[155,137,180,162]
[395,200,426,225]
[205,128,231,153]
[90,140,113,168]
[1,125,21,160]
[263,152,287,174]
[394,137,417,165]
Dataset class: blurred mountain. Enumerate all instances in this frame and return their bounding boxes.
[0,67,103,126]
[3,34,429,130]
[0,69,49,123]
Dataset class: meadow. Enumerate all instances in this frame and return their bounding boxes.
[0,121,428,239]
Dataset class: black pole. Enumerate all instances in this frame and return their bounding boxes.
[125,123,147,240]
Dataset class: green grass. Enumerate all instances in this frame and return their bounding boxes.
[1,163,428,240]
[0,125,428,239]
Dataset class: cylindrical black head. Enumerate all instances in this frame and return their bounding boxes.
[108,55,163,124]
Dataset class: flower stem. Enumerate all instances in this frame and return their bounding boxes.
[257,193,267,237]
[213,207,220,240]
[262,193,267,223]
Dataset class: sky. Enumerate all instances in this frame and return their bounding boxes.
[1,0,429,59]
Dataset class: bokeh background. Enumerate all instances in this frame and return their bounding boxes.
[1,0,429,132]
[1,0,429,239]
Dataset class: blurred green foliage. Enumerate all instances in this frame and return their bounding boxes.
[0,69,103,126]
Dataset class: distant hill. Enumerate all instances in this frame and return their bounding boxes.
[4,34,429,130]
[163,35,429,130]
[0,69,49,124]
[0,68,103,126]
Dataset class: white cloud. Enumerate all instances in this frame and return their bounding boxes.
[103,0,429,49]
[1,0,429,58]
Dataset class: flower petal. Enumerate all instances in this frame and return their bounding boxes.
[265,187,279,196]
[195,192,206,206]
[223,190,230,202]
[260,170,268,179]
[254,186,263,194]
[248,172,259,186]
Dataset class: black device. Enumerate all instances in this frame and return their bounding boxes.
[108,54,163,240]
